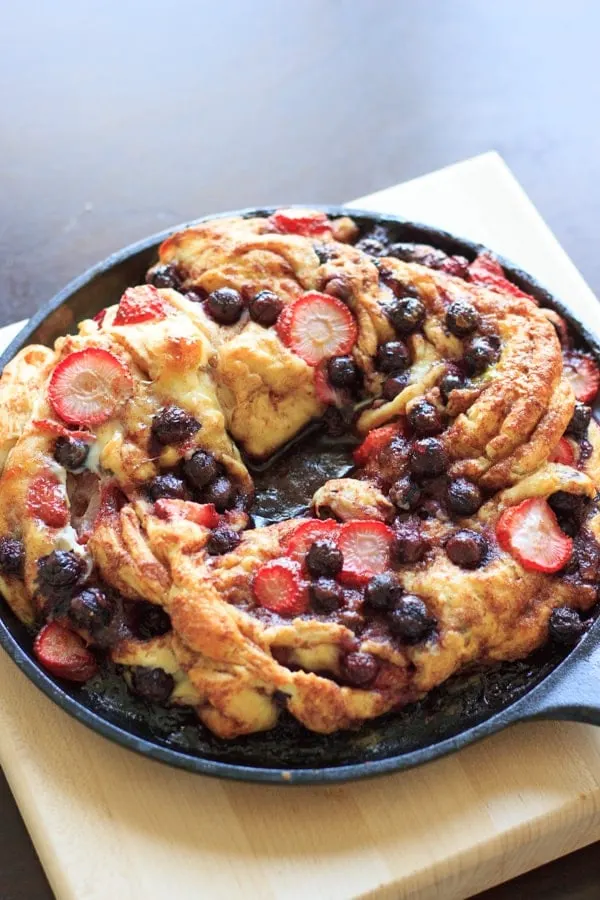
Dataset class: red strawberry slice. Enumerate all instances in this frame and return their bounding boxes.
[48,348,133,426]
[154,499,219,528]
[270,209,330,237]
[113,285,169,326]
[338,520,394,586]
[281,292,357,366]
[32,419,95,442]
[275,303,294,345]
[563,351,600,403]
[93,308,107,327]
[33,622,98,682]
[353,421,403,467]
[252,558,308,616]
[496,497,573,573]
[285,519,340,561]
[549,437,575,466]
[468,253,533,301]
[314,365,350,408]
[27,475,69,528]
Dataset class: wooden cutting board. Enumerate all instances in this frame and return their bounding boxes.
[2,152,600,900]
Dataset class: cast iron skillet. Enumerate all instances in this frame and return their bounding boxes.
[1,206,600,786]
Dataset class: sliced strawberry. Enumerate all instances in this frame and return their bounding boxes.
[94,480,127,528]
[270,209,330,237]
[338,520,394,586]
[353,421,403,467]
[275,303,294,345]
[496,497,573,573]
[113,285,169,326]
[93,308,107,327]
[33,622,98,682]
[314,365,350,408]
[48,348,133,426]
[252,558,308,616]
[281,292,357,366]
[563,351,600,403]
[285,519,340,561]
[468,252,533,301]
[549,437,575,466]
[27,475,69,528]
[32,420,95,442]
[154,499,219,528]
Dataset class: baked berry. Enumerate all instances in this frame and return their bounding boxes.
[464,336,500,375]
[364,572,402,611]
[389,477,421,512]
[388,242,447,269]
[327,356,360,389]
[0,537,24,576]
[151,406,201,445]
[309,578,343,613]
[340,651,379,686]
[185,287,208,303]
[136,603,172,639]
[548,607,586,645]
[356,237,386,257]
[383,373,409,400]
[376,341,410,374]
[446,478,483,516]
[548,491,586,519]
[147,263,183,290]
[53,436,89,471]
[204,476,235,512]
[313,243,334,264]
[183,450,218,490]
[129,666,174,704]
[206,526,241,556]
[388,595,433,642]
[205,287,244,325]
[445,300,479,337]
[68,588,113,635]
[37,550,84,589]
[440,372,467,401]
[408,400,442,437]
[249,291,283,327]
[440,255,469,278]
[566,402,591,440]
[385,296,426,335]
[409,437,448,478]
[306,539,343,578]
[148,474,190,502]
[446,530,486,568]
[392,522,428,564]
[324,276,352,302]
[337,608,365,633]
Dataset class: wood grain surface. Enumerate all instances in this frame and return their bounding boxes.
[1,2,600,898]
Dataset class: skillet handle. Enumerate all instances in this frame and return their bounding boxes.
[521,632,600,725]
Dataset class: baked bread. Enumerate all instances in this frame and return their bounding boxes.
[0,207,599,739]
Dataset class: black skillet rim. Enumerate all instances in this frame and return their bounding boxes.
[0,204,598,785]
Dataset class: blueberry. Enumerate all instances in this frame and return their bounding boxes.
[135,602,172,639]
[306,540,343,578]
[548,607,586,645]
[151,406,201,445]
[364,572,402,611]
[205,287,244,325]
[54,436,89,471]
[68,588,113,636]
[409,438,449,478]
[388,595,433,642]
[566,402,591,440]
[129,667,174,704]
[249,291,283,327]
[440,372,467,401]
[183,450,218,490]
[392,522,428,564]
[323,276,352,302]
[383,373,409,400]
[204,476,235,512]
[408,401,442,437]
[385,295,426,335]
[464,336,500,375]
[0,537,24,576]
[207,526,241,556]
[376,341,410,374]
[327,356,360,389]
[340,651,379,686]
[445,300,479,337]
[446,478,483,516]
[148,474,190,502]
[147,263,183,291]
[389,477,421,512]
[445,530,486,568]
[309,578,343,613]
[37,551,84,589]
